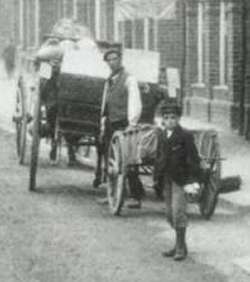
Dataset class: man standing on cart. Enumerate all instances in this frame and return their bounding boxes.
[99,48,144,209]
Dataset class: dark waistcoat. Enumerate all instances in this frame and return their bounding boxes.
[106,69,129,123]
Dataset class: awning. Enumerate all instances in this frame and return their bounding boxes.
[115,0,177,21]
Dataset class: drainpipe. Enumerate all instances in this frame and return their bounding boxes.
[180,0,187,107]
[241,0,246,136]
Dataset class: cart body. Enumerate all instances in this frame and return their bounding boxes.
[107,124,222,219]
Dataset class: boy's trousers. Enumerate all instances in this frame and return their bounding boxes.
[164,176,188,229]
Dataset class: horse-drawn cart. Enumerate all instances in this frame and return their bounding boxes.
[13,20,223,220]
[13,21,163,192]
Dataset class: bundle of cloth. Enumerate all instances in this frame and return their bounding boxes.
[36,18,97,67]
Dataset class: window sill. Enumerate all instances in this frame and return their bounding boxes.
[191,82,206,88]
[213,85,229,91]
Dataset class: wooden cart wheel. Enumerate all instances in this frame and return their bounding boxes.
[15,80,27,164]
[29,84,41,191]
[199,131,221,219]
[107,134,126,215]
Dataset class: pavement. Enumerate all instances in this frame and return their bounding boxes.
[181,117,250,280]
[0,60,16,132]
[181,117,250,210]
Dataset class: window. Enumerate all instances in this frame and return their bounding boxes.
[19,0,24,46]
[197,1,206,84]
[100,0,107,40]
[124,20,133,48]
[118,21,124,44]
[219,1,229,86]
[148,18,155,50]
[73,0,78,20]
[34,0,40,46]
[133,19,144,49]
[144,18,149,50]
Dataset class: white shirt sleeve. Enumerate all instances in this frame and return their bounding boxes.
[101,81,109,117]
[126,75,142,125]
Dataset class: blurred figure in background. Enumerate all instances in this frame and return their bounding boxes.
[2,38,16,78]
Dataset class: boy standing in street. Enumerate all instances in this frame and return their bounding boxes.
[154,101,203,261]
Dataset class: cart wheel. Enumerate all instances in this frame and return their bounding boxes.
[199,132,221,219]
[15,80,27,164]
[107,134,126,215]
[29,85,41,191]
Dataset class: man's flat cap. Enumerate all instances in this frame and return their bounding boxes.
[103,48,122,61]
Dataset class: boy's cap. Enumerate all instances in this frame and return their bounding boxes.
[161,100,182,116]
[103,48,122,61]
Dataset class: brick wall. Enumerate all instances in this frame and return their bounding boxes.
[243,0,250,139]
[118,0,184,69]
[184,0,198,95]
[157,18,182,68]
[156,1,184,69]
[184,0,247,133]
[227,2,244,130]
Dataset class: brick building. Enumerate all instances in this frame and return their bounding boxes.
[115,0,250,140]
[183,0,250,140]
[3,0,115,51]
[2,0,250,139]
[115,0,184,70]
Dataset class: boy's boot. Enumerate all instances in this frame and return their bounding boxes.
[162,245,176,257]
[174,228,187,261]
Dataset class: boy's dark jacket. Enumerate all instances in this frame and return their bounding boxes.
[154,125,203,186]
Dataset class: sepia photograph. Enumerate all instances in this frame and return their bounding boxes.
[0,0,249,281]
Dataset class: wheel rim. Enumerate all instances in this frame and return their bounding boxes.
[15,87,23,157]
[29,84,41,191]
[200,175,218,217]
[199,132,221,218]
[15,84,28,164]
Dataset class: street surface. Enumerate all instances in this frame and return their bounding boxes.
[1,126,250,282]
[1,62,250,281]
